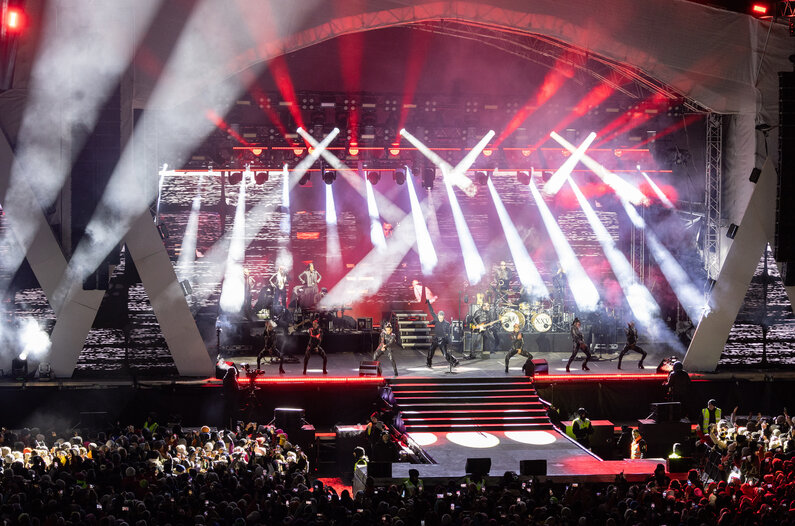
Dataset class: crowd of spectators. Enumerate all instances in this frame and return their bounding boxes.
[2,403,795,525]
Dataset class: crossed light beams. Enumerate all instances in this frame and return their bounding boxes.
[528,180,599,311]
[184,130,339,307]
[444,175,486,285]
[487,179,549,298]
[620,198,705,323]
[58,0,284,304]
[0,1,161,284]
[406,166,438,275]
[567,176,680,348]
[543,132,597,195]
[549,132,647,205]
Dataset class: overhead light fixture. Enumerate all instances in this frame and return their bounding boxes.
[348,143,359,156]
[255,171,268,184]
[475,171,488,185]
[726,223,739,239]
[421,167,435,189]
[517,171,531,185]
[393,169,406,185]
[367,171,381,185]
[228,171,243,185]
[299,172,311,186]
[322,169,336,185]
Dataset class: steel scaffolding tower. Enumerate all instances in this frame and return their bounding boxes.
[704,113,723,281]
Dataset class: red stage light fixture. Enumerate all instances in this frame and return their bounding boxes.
[228,171,243,185]
[482,148,494,157]
[293,147,305,157]
[521,149,532,157]
[3,7,24,33]
[348,143,359,156]
[475,171,488,184]
[393,169,406,185]
[367,171,381,185]
[517,171,531,185]
[254,172,268,184]
[299,172,311,186]
[322,169,336,185]
[251,148,263,156]
[388,145,400,156]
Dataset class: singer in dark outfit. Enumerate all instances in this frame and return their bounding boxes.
[303,319,327,375]
[566,317,592,372]
[426,300,458,368]
[373,323,401,376]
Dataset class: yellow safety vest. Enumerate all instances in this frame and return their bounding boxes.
[701,407,721,433]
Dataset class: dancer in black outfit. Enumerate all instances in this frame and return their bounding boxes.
[566,317,592,372]
[257,322,284,373]
[426,299,458,368]
[504,323,532,373]
[617,321,647,369]
[373,323,401,376]
[303,319,327,375]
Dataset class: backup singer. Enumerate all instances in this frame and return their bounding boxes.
[373,323,401,376]
[504,323,532,374]
[426,299,458,368]
[617,321,647,369]
[566,317,592,372]
[258,322,285,374]
[471,302,498,354]
[269,266,289,310]
[298,263,322,306]
[303,319,327,375]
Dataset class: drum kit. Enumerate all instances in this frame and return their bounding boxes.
[498,299,554,333]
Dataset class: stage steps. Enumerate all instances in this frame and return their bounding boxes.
[388,376,554,433]
[392,310,431,354]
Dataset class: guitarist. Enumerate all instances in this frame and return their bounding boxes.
[471,302,498,355]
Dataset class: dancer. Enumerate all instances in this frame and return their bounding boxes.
[426,299,458,368]
[298,263,322,307]
[303,319,327,375]
[617,321,647,369]
[504,323,532,373]
[373,323,401,376]
[566,317,592,372]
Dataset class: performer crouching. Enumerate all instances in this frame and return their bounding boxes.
[504,323,532,374]
[566,317,592,372]
[617,321,647,369]
[373,323,401,376]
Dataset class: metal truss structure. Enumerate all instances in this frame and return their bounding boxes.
[704,113,723,282]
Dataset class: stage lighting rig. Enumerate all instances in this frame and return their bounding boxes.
[367,171,381,185]
[393,168,406,185]
[254,171,268,184]
[228,171,243,185]
[322,168,336,185]
[517,171,531,185]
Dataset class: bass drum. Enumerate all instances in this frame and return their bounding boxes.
[499,309,526,332]
[531,311,553,333]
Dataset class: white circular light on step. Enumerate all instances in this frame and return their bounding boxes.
[408,432,437,446]
[505,431,557,445]
[446,432,500,448]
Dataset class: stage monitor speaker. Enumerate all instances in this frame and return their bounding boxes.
[465,457,491,475]
[357,317,373,331]
[530,358,548,375]
[274,408,305,430]
[649,402,682,422]
[359,360,382,377]
[368,461,392,477]
[519,459,547,476]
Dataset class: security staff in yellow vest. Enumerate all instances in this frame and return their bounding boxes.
[701,399,722,434]
[567,408,594,448]
[353,446,369,470]
[402,468,424,497]
[464,471,486,492]
[630,429,647,459]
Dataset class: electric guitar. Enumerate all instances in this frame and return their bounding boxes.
[469,319,501,332]
[287,319,313,335]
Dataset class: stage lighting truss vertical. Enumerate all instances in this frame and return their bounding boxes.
[704,113,723,284]
[630,206,646,285]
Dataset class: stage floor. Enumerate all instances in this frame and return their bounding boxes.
[228,344,674,379]
[390,429,662,483]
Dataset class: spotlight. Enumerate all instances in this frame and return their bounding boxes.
[299,172,311,186]
[726,223,739,239]
[367,171,381,185]
[749,167,761,183]
[517,171,531,185]
[751,3,769,16]
[422,167,435,189]
[348,143,359,156]
[228,171,243,185]
[293,147,305,157]
[322,169,336,185]
[475,171,488,184]
[482,148,493,157]
[2,7,25,33]
[388,145,400,156]
[393,169,406,185]
[12,357,28,381]
[255,171,268,184]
